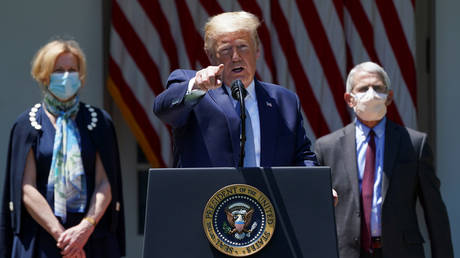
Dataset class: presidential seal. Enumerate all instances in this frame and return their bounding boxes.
[203,184,276,257]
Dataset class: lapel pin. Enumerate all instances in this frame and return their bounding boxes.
[266,101,272,107]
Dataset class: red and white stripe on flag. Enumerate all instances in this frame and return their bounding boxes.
[108,0,417,167]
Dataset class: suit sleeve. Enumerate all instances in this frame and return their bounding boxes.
[313,140,324,166]
[153,69,202,128]
[417,136,453,258]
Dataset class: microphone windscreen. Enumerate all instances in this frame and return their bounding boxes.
[230,80,245,100]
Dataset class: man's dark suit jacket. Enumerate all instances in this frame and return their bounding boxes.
[153,69,317,167]
[314,120,453,258]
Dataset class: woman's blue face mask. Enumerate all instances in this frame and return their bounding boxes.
[48,72,81,101]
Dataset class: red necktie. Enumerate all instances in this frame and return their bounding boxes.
[361,130,375,252]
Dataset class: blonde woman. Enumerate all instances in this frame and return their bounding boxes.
[0,39,125,258]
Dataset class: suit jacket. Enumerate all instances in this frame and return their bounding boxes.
[153,69,317,167]
[314,120,453,258]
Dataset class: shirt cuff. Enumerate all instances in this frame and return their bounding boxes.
[184,77,206,105]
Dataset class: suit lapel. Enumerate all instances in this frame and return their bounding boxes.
[255,81,278,167]
[382,120,400,201]
[208,86,241,165]
[340,123,361,204]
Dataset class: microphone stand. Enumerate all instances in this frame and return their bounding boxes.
[231,80,246,167]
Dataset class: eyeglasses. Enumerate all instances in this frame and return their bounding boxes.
[354,84,387,93]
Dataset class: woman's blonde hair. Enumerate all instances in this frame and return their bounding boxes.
[204,11,261,56]
[31,39,87,86]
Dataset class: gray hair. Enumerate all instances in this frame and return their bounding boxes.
[345,61,391,93]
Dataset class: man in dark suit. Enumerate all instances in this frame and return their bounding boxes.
[315,62,453,258]
[153,11,316,167]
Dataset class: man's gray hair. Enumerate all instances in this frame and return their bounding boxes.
[345,61,391,93]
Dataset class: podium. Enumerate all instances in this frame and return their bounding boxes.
[143,167,338,258]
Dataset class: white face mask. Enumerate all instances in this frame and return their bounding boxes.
[351,87,387,121]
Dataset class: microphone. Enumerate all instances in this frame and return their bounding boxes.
[230,79,247,101]
[230,79,247,167]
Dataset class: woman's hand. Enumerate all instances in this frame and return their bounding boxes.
[62,248,86,258]
[57,219,94,257]
[58,152,112,257]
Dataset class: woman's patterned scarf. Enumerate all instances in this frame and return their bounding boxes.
[44,92,87,223]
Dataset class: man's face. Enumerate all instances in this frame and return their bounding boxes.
[345,71,393,108]
[209,30,260,88]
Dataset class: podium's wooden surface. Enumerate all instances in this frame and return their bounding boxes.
[143,167,338,258]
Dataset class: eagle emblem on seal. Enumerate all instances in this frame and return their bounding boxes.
[224,203,258,240]
[203,184,276,256]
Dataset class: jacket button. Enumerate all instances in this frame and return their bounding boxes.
[9,201,14,211]
[356,211,360,217]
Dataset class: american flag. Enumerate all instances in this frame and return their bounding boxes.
[108,0,416,167]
